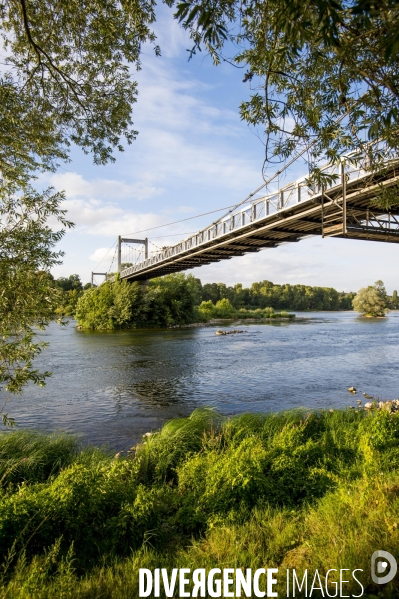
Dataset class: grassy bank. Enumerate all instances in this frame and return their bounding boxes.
[1,408,399,597]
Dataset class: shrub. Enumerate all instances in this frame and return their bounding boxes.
[214,298,235,318]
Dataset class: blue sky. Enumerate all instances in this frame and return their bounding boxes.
[45,7,399,293]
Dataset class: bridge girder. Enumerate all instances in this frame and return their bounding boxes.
[119,160,399,282]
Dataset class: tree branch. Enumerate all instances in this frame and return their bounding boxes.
[18,0,87,111]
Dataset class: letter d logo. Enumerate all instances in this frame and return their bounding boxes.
[371,551,397,584]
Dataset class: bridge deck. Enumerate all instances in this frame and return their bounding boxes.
[121,157,399,282]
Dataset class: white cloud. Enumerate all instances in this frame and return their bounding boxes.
[48,172,162,202]
[135,61,242,141]
[59,197,168,237]
[176,205,196,213]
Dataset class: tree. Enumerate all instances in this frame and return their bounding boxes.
[0,1,159,421]
[352,280,389,317]
[53,275,84,315]
[1,0,159,186]
[392,289,398,309]
[143,273,202,326]
[173,0,399,190]
[214,298,235,317]
[202,283,221,304]
[200,279,354,310]
[0,185,73,423]
[75,278,144,329]
[55,274,83,292]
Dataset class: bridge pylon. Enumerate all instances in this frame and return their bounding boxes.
[117,236,148,273]
[91,272,108,286]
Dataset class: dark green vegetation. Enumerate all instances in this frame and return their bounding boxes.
[75,273,202,329]
[52,274,90,317]
[1,408,399,597]
[0,188,72,413]
[72,274,363,329]
[63,274,399,327]
[59,273,359,321]
[175,0,399,195]
[1,0,158,188]
[72,273,399,329]
[197,298,293,321]
[201,279,357,311]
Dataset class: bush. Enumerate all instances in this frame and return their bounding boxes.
[214,298,235,318]
[75,278,143,329]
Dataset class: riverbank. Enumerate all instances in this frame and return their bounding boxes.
[1,407,399,597]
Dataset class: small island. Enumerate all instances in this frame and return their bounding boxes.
[70,274,299,330]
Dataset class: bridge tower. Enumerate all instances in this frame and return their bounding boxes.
[91,272,107,286]
[117,236,148,273]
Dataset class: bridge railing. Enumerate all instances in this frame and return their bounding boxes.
[121,144,397,278]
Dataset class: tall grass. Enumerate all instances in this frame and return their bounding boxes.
[1,408,399,597]
[0,431,78,486]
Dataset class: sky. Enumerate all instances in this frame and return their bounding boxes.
[44,7,399,293]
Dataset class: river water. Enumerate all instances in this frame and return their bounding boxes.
[3,312,399,450]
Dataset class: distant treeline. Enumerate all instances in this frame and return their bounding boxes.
[199,281,357,311]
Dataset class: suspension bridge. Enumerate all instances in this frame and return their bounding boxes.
[95,146,399,284]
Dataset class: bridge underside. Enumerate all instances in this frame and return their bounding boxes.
[121,164,399,282]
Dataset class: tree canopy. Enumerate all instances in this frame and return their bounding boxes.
[172,0,399,186]
[1,0,158,186]
[0,0,158,417]
[201,280,356,311]
[352,279,389,316]
[75,273,202,329]
[73,274,360,330]
[0,187,73,423]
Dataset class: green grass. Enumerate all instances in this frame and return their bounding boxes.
[1,408,399,597]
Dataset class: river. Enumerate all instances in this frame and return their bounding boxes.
[3,312,399,450]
